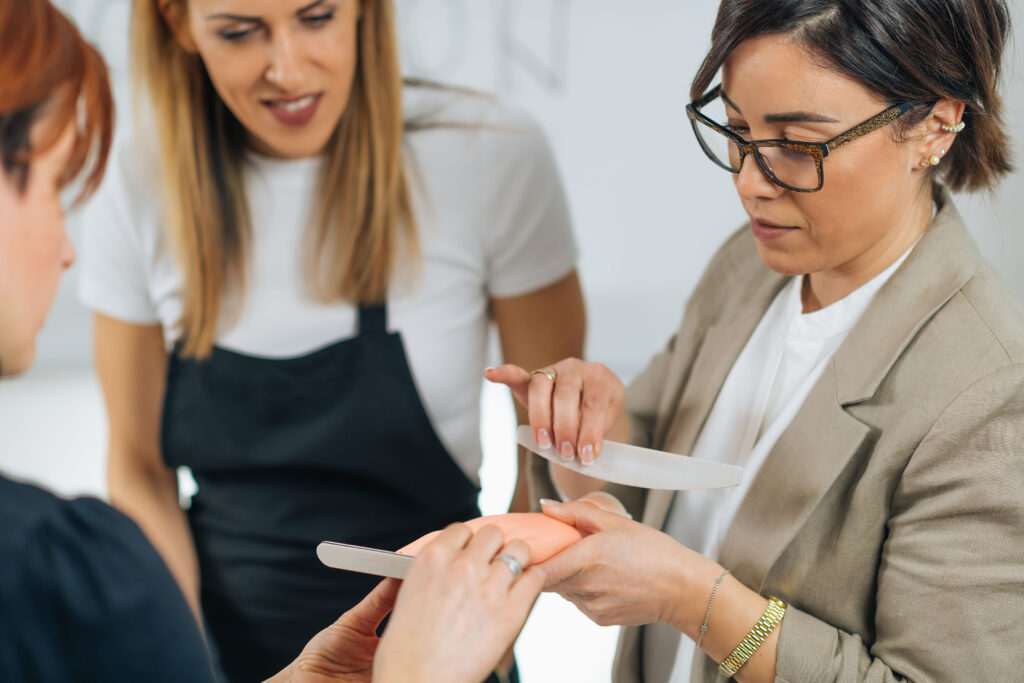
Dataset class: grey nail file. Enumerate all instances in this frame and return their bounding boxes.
[516,425,742,491]
[316,541,414,579]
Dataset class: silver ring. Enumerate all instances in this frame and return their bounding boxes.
[530,368,557,383]
[494,552,523,578]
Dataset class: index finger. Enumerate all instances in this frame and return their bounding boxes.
[534,536,594,590]
[415,523,473,564]
[484,364,531,407]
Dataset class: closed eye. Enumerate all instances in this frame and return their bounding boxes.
[301,10,334,27]
[726,125,751,140]
[218,22,259,41]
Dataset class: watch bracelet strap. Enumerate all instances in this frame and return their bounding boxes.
[718,596,787,678]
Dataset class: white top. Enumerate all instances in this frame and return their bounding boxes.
[78,86,577,483]
[642,245,915,683]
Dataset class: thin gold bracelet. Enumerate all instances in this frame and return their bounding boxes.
[718,596,787,679]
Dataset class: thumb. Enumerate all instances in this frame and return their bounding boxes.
[340,577,400,635]
[540,498,631,536]
[485,364,531,406]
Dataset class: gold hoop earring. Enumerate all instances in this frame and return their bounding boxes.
[941,121,966,133]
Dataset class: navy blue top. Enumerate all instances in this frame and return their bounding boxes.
[0,475,217,682]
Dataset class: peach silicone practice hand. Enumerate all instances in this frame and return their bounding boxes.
[398,513,584,565]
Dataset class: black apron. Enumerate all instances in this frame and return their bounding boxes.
[161,304,483,681]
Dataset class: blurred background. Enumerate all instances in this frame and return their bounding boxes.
[2,1,1022,681]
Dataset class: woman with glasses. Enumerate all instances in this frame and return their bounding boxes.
[490,0,1024,680]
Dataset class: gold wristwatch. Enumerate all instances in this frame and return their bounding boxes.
[718,596,787,678]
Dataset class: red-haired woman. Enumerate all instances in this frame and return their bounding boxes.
[0,2,543,681]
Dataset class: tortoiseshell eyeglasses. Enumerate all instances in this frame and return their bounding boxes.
[685,84,922,192]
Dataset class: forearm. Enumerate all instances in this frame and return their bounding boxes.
[108,455,201,621]
[507,404,534,513]
[666,561,779,683]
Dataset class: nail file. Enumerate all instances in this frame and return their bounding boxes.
[316,541,414,579]
[516,425,741,491]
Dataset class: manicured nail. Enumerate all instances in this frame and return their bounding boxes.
[537,429,552,449]
[580,444,594,464]
[485,366,496,372]
[539,498,560,508]
[560,441,575,461]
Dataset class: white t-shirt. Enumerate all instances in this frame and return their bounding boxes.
[642,244,915,683]
[78,85,577,483]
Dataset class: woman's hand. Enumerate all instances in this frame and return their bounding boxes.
[537,499,722,632]
[485,358,627,464]
[373,524,545,683]
[266,579,400,683]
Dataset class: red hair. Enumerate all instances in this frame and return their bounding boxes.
[0,0,113,203]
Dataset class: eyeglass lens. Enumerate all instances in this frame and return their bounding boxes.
[692,96,821,190]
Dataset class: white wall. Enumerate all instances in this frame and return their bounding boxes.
[36,0,1024,377]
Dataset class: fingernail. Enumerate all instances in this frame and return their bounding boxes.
[580,444,594,464]
[485,366,496,372]
[539,498,560,508]
[560,441,575,461]
[537,429,552,449]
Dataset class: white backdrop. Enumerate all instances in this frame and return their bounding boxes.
[37,0,1024,376]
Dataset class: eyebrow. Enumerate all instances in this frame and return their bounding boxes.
[764,111,840,124]
[207,0,327,21]
[720,89,840,124]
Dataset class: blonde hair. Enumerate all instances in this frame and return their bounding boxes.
[132,0,416,358]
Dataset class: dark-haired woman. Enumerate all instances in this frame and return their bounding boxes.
[489,0,1024,680]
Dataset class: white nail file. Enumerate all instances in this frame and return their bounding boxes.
[316,541,414,579]
[516,425,741,491]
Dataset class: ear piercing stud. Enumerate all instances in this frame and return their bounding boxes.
[920,155,942,167]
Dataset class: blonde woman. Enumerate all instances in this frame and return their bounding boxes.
[78,0,583,680]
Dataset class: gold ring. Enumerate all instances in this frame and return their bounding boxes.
[530,368,557,382]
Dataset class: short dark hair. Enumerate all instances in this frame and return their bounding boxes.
[692,0,1013,192]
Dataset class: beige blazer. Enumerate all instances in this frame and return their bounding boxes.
[532,192,1024,682]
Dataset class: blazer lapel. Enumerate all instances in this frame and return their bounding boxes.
[717,190,980,590]
[716,363,871,588]
[644,274,786,531]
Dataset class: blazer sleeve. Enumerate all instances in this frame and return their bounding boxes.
[774,364,1024,682]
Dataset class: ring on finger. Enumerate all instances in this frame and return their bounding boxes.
[493,552,524,579]
[530,367,558,383]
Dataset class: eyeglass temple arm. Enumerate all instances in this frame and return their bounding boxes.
[826,101,923,153]
[691,84,723,111]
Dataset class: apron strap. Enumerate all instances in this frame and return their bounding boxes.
[357,304,388,335]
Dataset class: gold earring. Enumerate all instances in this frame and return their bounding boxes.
[929,155,942,166]
[920,158,931,167]
[941,121,966,133]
